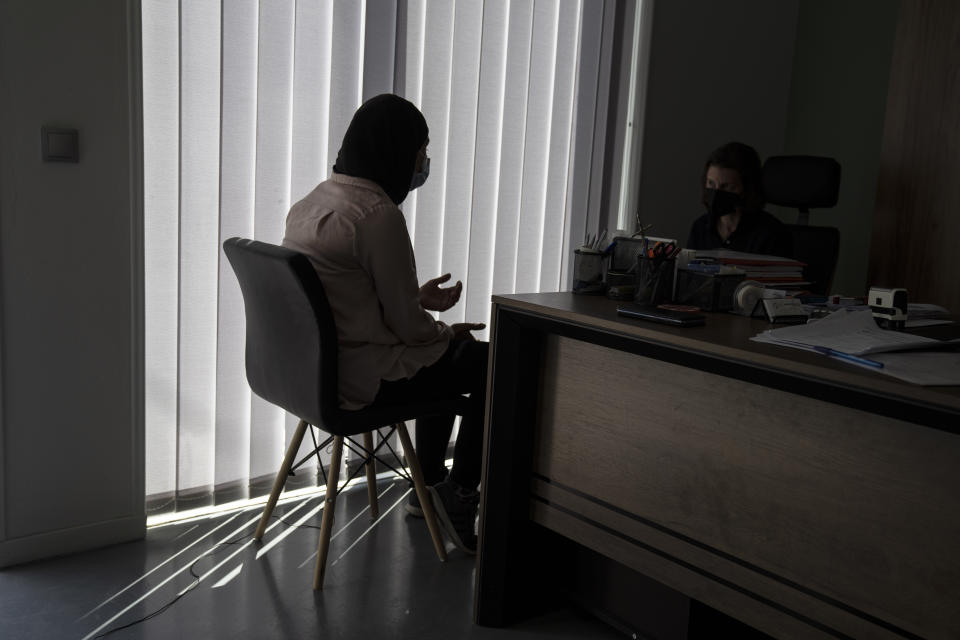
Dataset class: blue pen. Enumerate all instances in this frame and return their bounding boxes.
[813,346,884,369]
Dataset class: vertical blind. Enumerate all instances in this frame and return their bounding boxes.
[143,0,591,511]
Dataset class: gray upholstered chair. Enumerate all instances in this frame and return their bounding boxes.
[223,237,468,589]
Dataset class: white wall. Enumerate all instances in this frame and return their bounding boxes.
[0,0,143,566]
[634,0,799,244]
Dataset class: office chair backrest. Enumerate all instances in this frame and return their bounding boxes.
[223,237,340,429]
[762,155,842,294]
[763,155,841,224]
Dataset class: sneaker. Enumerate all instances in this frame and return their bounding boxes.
[404,489,424,518]
[405,470,447,518]
[428,479,479,554]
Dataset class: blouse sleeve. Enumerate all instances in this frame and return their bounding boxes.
[356,205,452,346]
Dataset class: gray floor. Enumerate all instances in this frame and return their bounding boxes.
[1,479,625,640]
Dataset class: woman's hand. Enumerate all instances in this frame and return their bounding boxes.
[451,322,485,341]
[419,273,462,311]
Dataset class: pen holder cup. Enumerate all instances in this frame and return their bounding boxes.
[573,249,605,294]
[674,269,746,311]
[634,256,675,305]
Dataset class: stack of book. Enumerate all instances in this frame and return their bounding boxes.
[693,249,806,286]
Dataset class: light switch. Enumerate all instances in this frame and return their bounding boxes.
[42,126,79,162]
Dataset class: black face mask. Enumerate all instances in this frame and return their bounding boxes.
[703,188,742,223]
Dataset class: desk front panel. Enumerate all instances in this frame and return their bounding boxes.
[531,334,959,640]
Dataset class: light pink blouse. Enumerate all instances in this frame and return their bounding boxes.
[282,174,452,409]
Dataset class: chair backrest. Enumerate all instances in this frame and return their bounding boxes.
[223,237,340,429]
[763,155,841,224]
[785,224,840,295]
[762,155,842,294]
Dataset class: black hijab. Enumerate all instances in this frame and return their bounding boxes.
[333,94,428,205]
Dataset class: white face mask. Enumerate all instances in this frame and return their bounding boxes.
[410,156,430,190]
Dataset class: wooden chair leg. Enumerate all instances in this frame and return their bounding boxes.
[314,435,344,590]
[396,422,448,562]
[363,431,379,518]
[255,419,309,541]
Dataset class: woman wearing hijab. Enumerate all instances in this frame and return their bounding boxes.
[686,141,792,257]
[282,94,485,554]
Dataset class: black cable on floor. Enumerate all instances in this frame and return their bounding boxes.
[89,515,316,638]
[92,552,209,638]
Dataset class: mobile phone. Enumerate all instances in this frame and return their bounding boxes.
[616,302,706,327]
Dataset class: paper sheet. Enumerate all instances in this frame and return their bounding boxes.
[751,309,938,355]
[905,319,954,328]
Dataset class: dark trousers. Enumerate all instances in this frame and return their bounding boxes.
[374,337,489,490]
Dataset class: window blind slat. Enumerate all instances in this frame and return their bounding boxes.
[177,0,221,494]
[402,0,428,238]
[438,1,484,326]
[288,0,337,473]
[539,0,581,292]
[214,0,258,491]
[319,0,367,466]
[412,0,456,288]
[362,0,397,99]
[514,0,560,294]
[249,0,296,481]
[464,1,510,335]
[142,0,180,500]
[327,1,366,180]
[491,0,535,298]
[559,4,605,289]
[290,1,334,204]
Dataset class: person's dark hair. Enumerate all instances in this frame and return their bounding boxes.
[333,94,428,205]
[701,141,764,212]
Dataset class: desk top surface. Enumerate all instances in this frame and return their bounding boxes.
[491,292,960,413]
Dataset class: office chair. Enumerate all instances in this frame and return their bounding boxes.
[762,155,842,295]
[223,237,468,589]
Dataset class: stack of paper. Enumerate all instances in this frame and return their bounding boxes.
[694,249,805,285]
[751,309,960,385]
[906,303,953,328]
[908,303,950,318]
[751,309,939,355]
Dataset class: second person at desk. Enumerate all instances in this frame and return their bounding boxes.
[686,141,792,258]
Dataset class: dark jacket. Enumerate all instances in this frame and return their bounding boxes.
[686,210,793,258]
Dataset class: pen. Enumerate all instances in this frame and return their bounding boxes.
[812,346,884,369]
[632,221,653,238]
[595,229,607,250]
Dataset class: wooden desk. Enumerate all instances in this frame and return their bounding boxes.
[474,292,960,639]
